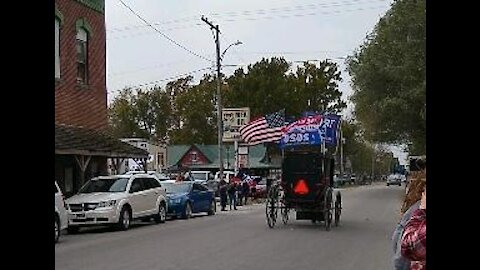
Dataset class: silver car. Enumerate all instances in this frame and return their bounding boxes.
[386,174,402,186]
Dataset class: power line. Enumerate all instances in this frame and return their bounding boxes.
[107,23,204,41]
[219,5,387,23]
[108,66,214,94]
[107,5,386,42]
[108,0,388,35]
[117,0,212,62]
[108,57,348,96]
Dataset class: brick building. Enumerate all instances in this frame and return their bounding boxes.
[55,0,148,197]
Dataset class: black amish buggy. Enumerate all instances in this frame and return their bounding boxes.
[265,113,342,231]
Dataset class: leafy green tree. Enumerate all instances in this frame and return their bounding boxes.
[169,74,218,144]
[224,57,293,117]
[108,88,146,139]
[291,61,346,115]
[225,57,346,118]
[346,0,426,154]
[108,87,171,142]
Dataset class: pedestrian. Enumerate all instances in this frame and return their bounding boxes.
[236,179,244,206]
[219,178,228,211]
[176,173,184,182]
[227,180,237,210]
[392,158,426,270]
[242,180,250,205]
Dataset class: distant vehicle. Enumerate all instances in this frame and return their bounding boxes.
[55,181,68,243]
[163,182,216,219]
[125,170,170,181]
[190,171,213,184]
[386,174,402,186]
[333,174,349,187]
[214,171,235,183]
[66,174,167,233]
[252,179,267,198]
[350,174,357,184]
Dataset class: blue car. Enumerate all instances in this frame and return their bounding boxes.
[164,182,216,219]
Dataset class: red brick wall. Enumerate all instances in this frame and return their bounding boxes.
[180,147,210,167]
[55,0,107,131]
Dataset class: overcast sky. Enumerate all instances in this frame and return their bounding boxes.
[104,0,406,164]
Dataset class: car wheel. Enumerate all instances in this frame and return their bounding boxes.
[117,206,132,231]
[182,202,192,219]
[67,226,79,234]
[208,200,216,215]
[55,216,60,243]
[154,203,166,224]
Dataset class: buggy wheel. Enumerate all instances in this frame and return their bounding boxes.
[324,188,333,231]
[265,186,278,228]
[334,191,342,227]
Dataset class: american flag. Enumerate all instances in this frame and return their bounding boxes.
[239,110,286,145]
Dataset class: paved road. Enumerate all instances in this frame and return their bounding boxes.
[55,183,405,270]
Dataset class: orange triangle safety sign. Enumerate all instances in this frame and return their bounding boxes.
[294,179,309,195]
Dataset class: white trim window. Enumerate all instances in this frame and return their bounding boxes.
[55,18,60,79]
[76,28,88,84]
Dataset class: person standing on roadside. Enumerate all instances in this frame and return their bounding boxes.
[242,180,250,205]
[219,178,228,211]
[227,180,238,210]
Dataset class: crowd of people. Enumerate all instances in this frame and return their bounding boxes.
[218,172,252,211]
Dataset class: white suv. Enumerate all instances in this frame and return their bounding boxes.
[65,174,167,233]
[214,171,236,183]
[55,181,68,243]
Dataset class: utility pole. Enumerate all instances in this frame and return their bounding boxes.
[201,16,224,180]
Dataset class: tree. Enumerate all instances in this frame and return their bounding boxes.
[340,119,394,175]
[169,74,218,144]
[108,88,146,139]
[224,57,346,118]
[108,87,171,142]
[224,57,293,117]
[346,0,426,154]
[291,61,346,115]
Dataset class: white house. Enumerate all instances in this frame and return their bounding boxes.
[108,138,167,174]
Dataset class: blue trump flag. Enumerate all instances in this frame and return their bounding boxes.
[279,114,341,149]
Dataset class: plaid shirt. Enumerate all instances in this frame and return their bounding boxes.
[401,209,426,270]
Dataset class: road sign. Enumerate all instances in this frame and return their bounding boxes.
[222,107,250,142]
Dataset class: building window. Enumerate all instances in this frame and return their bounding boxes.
[191,152,198,163]
[76,28,88,84]
[55,18,60,79]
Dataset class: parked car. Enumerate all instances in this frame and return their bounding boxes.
[214,171,235,183]
[191,171,214,184]
[386,174,402,186]
[163,182,216,219]
[65,174,167,233]
[125,170,170,181]
[252,179,267,198]
[55,181,68,243]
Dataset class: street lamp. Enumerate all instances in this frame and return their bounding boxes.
[217,40,243,179]
[221,40,242,60]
